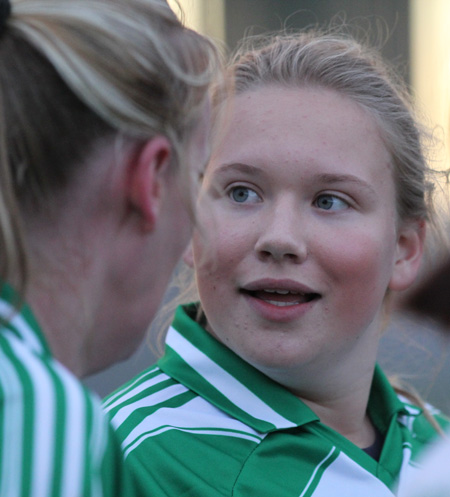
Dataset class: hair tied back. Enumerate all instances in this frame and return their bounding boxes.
[0,0,10,36]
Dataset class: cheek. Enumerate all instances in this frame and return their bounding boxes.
[193,223,245,303]
[323,232,396,313]
[194,211,246,265]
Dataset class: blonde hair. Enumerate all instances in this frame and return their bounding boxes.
[0,0,220,294]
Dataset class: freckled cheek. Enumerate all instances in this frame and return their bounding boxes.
[196,253,240,295]
[324,241,394,313]
[193,244,237,301]
[196,218,248,268]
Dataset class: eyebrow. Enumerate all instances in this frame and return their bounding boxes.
[314,173,378,198]
[213,162,263,177]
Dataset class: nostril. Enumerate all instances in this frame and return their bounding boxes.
[257,248,304,263]
[287,252,301,261]
[255,232,307,262]
[258,250,272,260]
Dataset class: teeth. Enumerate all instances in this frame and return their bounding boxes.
[266,300,299,307]
[264,289,297,295]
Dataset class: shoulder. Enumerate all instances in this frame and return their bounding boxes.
[0,332,123,496]
[0,329,104,424]
[103,364,189,430]
[103,364,262,496]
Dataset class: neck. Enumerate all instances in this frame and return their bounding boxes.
[27,272,89,377]
[26,244,98,378]
[261,352,378,448]
[21,144,125,378]
[300,374,376,447]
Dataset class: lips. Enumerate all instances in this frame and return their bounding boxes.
[240,281,321,308]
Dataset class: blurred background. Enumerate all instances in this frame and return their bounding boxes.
[86,0,450,413]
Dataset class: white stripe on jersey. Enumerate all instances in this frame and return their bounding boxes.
[305,450,394,497]
[396,399,420,433]
[6,333,58,497]
[124,426,264,460]
[110,383,189,429]
[122,395,264,458]
[166,327,296,429]
[396,444,423,497]
[104,370,169,412]
[21,349,57,497]
[299,447,337,497]
[0,347,24,497]
[89,393,108,497]
[56,363,88,497]
[0,300,44,355]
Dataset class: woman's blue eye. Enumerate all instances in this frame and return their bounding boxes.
[315,194,348,211]
[229,186,260,203]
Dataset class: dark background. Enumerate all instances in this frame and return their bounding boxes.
[224,0,409,74]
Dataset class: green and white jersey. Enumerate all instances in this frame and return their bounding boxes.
[105,304,446,497]
[0,284,132,497]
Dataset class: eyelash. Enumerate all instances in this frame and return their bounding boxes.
[313,193,350,211]
[227,185,261,204]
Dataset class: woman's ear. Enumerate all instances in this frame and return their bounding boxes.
[127,136,171,231]
[389,220,426,292]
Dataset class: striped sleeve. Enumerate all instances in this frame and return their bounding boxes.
[0,333,122,497]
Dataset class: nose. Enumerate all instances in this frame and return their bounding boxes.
[254,203,307,263]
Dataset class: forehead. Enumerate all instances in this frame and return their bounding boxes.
[225,85,381,146]
[209,85,393,184]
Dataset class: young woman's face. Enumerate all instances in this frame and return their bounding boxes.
[190,86,422,387]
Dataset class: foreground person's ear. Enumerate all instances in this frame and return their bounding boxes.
[128,136,172,231]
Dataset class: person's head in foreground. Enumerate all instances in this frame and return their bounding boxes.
[0,0,220,376]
